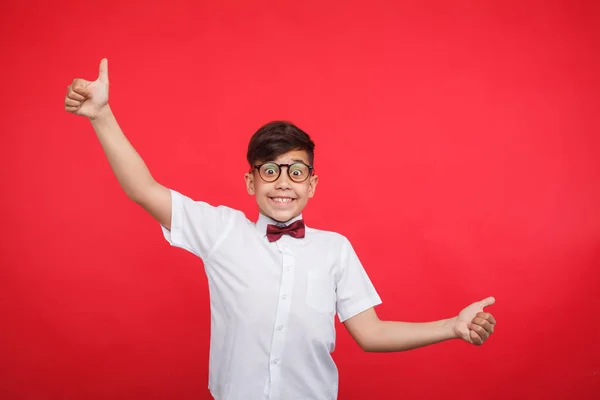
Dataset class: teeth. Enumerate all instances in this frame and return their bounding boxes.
[273,198,292,203]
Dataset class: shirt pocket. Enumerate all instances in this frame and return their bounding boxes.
[306,270,335,313]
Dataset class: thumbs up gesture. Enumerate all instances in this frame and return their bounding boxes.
[451,296,497,345]
[64,58,110,119]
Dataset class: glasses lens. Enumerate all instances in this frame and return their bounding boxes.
[288,163,310,182]
[259,163,280,181]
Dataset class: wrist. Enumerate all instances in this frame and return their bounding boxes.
[90,104,112,121]
[442,316,460,340]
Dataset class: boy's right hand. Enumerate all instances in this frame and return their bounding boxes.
[64,58,109,119]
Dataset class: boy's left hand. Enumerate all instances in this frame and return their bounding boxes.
[451,297,497,345]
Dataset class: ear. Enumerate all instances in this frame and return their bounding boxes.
[245,171,255,195]
[308,174,319,198]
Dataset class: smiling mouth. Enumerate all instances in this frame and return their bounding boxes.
[270,197,295,204]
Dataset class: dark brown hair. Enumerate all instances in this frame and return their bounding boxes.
[246,121,315,167]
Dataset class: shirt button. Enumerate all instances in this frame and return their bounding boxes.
[282,294,287,300]
[273,359,279,364]
[277,325,284,331]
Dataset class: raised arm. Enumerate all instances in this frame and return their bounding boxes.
[64,59,172,229]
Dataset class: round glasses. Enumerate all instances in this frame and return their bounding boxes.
[253,162,314,183]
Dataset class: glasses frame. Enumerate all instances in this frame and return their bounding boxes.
[252,162,314,183]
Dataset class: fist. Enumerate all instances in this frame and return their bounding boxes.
[453,296,496,346]
[64,58,109,119]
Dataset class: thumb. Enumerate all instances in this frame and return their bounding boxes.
[98,58,109,82]
[479,296,496,308]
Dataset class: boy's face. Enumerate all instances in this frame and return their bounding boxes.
[245,150,319,223]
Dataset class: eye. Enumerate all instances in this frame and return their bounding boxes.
[289,164,308,179]
[261,163,280,177]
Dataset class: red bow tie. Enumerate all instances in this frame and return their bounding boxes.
[266,220,306,242]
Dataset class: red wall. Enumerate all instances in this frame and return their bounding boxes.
[1,1,599,399]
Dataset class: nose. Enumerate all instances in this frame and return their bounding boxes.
[274,167,293,189]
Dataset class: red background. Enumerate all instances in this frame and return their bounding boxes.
[1,0,599,399]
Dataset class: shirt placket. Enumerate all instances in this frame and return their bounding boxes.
[267,238,296,400]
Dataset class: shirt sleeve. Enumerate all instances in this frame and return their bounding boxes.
[335,237,382,322]
[161,189,237,260]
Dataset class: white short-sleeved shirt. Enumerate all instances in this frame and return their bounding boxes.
[161,190,382,400]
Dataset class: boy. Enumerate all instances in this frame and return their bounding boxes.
[64,59,497,400]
